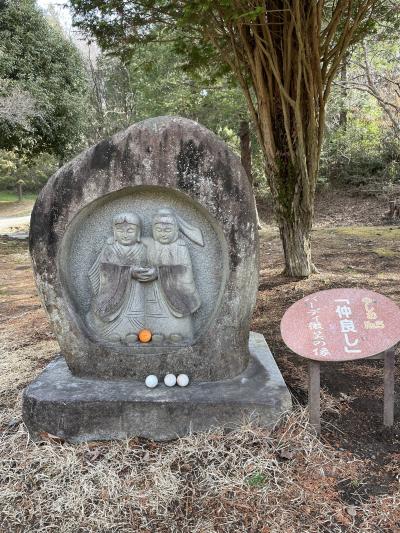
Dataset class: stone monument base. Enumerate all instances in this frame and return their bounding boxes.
[22,333,291,442]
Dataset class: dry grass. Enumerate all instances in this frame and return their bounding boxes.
[0,405,389,533]
[1,402,399,532]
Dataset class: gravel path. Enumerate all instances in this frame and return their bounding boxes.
[0,215,30,239]
[0,215,30,230]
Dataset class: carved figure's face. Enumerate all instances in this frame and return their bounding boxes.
[153,217,178,244]
[114,222,139,246]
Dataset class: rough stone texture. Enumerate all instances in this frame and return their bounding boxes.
[29,116,259,381]
[22,333,292,442]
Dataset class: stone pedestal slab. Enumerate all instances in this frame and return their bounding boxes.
[23,333,291,442]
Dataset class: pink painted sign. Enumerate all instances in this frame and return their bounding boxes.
[280,288,400,361]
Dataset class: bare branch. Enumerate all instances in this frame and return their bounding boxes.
[0,82,38,130]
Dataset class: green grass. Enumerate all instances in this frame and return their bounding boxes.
[246,472,267,487]
[373,247,400,258]
[0,240,28,255]
[331,225,400,239]
[0,191,37,202]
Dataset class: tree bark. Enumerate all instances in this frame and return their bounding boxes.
[268,145,316,277]
[239,120,262,229]
[278,212,313,277]
[220,5,325,276]
[254,44,319,278]
[17,182,23,202]
[339,55,348,130]
[239,119,252,183]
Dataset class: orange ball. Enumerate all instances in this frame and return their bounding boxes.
[138,329,152,343]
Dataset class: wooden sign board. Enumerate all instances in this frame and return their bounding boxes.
[281,288,400,362]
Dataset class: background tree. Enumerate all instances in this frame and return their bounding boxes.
[0,149,58,192]
[322,12,400,189]
[84,41,264,222]
[0,83,37,131]
[84,41,251,143]
[70,0,387,276]
[0,0,88,163]
[347,39,400,135]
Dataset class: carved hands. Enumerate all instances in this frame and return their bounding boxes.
[131,266,158,282]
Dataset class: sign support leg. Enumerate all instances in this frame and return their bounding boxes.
[308,360,321,434]
[384,348,395,427]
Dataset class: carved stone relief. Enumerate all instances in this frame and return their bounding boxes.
[87,208,204,346]
[30,117,258,381]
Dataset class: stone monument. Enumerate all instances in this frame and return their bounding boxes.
[23,116,291,441]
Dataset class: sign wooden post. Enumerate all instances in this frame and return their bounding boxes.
[384,348,395,426]
[281,289,400,434]
[308,360,321,433]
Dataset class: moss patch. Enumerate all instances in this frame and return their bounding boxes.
[0,240,28,255]
[331,226,400,239]
[372,247,400,258]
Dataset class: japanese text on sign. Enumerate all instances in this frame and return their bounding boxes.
[335,299,361,354]
[306,296,331,358]
[362,297,385,330]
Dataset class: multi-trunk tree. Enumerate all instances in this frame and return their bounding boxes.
[70,0,385,276]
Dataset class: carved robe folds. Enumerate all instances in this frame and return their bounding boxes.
[88,241,147,341]
[145,238,201,342]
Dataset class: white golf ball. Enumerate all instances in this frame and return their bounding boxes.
[145,375,158,388]
[177,374,189,387]
[164,374,177,387]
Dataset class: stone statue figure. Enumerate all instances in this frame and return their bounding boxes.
[143,208,204,344]
[87,209,203,345]
[87,213,155,343]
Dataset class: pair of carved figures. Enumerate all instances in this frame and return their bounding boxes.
[87,208,203,345]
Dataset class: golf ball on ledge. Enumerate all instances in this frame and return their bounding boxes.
[177,374,189,387]
[164,374,177,387]
[145,375,158,388]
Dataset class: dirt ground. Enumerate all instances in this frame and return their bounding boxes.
[0,198,34,218]
[256,191,400,518]
[0,190,399,531]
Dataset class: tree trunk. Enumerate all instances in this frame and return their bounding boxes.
[268,147,316,277]
[229,6,323,277]
[339,55,348,130]
[258,92,318,277]
[389,200,396,219]
[239,120,252,183]
[239,120,262,229]
[278,213,313,277]
[17,182,23,202]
